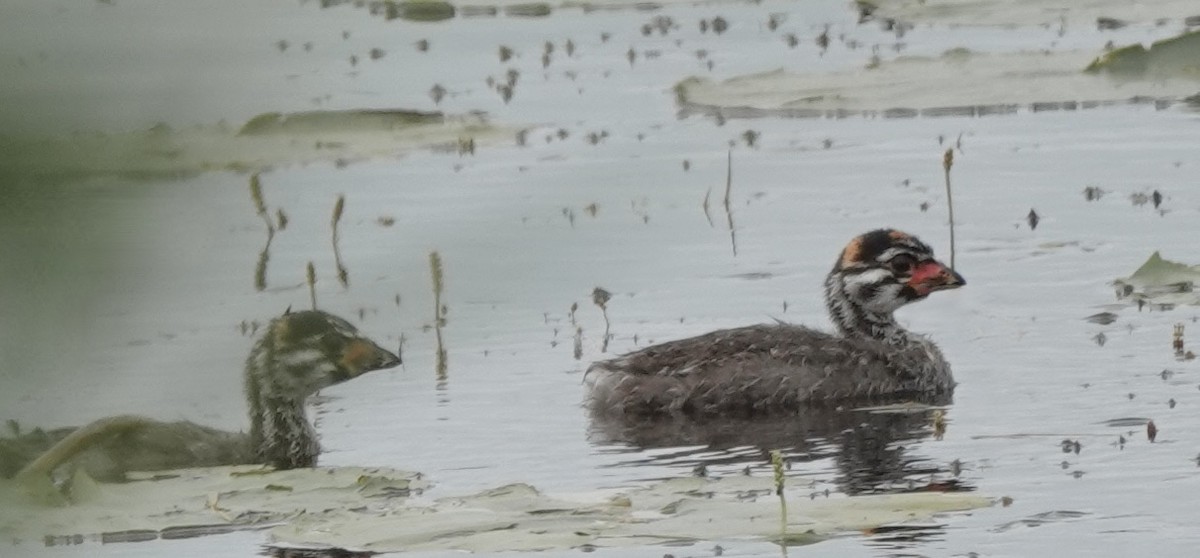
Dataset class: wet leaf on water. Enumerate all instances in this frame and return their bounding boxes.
[1152,190,1163,208]
[1147,420,1158,442]
[1027,209,1040,230]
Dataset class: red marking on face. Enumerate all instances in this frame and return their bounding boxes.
[907,261,965,296]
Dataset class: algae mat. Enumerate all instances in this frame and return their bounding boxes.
[3,468,991,552]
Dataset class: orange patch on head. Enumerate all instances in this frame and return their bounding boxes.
[888,230,911,242]
[840,236,865,268]
[271,318,291,346]
[340,339,373,374]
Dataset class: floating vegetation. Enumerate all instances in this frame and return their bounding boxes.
[381,0,456,22]
[504,3,551,17]
[239,109,443,136]
[1113,252,1200,307]
[1084,30,1200,77]
[0,469,991,553]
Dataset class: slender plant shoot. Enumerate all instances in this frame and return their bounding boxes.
[306,262,317,310]
[942,148,956,270]
[331,195,349,288]
[770,450,788,541]
[430,251,448,383]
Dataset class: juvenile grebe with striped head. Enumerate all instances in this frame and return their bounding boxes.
[586,229,965,416]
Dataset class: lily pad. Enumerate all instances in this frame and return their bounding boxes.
[3,468,991,552]
[1113,252,1200,306]
[1085,30,1200,77]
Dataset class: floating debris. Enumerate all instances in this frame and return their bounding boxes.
[1147,420,1158,442]
[1083,186,1106,201]
[1085,312,1118,325]
[712,16,729,35]
[593,287,612,353]
[742,129,760,147]
[415,39,429,52]
[429,84,447,104]
[1027,208,1040,230]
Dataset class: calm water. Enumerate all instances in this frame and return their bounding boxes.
[3,0,1200,556]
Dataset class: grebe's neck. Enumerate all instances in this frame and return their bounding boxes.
[823,270,914,346]
[244,335,320,469]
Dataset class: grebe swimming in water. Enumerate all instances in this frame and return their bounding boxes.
[7,310,400,482]
[586,229,965,417]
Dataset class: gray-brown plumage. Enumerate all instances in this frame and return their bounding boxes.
[6,310,400,482]
[586,229,965,417]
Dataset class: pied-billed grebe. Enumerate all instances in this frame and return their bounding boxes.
[586,229,965,416]
[11,310,400,482]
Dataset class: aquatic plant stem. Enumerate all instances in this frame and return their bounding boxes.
[942,149,956,270]
[724,149,737,256]
[770,450,787,543]
[306,262,317,310]
[331,195,348,287]
[430,252,447,383]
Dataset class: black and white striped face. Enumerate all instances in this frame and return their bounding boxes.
[833,229,965,313]
[258,310,401,397]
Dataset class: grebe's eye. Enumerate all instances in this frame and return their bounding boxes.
[888,254,917,275]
